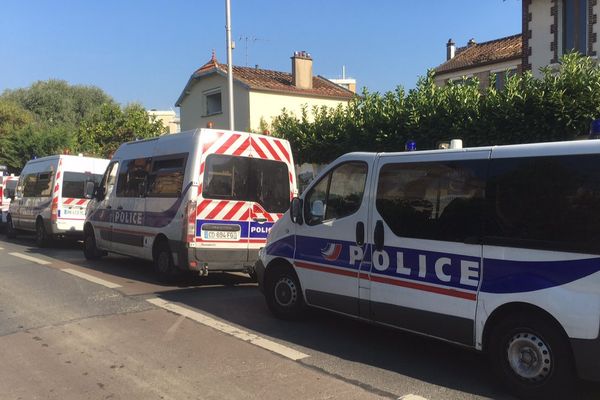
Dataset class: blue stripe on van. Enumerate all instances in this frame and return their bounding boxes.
[266,235,600,294]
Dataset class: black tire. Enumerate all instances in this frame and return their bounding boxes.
[35,219,50,247]
[264,264,306,320]
[5,215,16,238]
[248,269,258,282]
[83,227,103,260]
[489,312,576,400]
[153,240,177,283]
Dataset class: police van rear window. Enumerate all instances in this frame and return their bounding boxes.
[203,154,289,213]
[62,172,103,199]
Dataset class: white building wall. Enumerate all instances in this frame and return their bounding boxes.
[178,74,250,132]
[248,91,348,131]
[529,0,555,77]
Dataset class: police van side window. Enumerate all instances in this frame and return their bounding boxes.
[35,172,52,197]
[376,160,486,242]
[22,174,38,197]
[116,158,150,198]
[304,162,368,226]
[147,155,187,198]
[485,154,600,254]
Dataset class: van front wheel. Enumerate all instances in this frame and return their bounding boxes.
[83,227,103,260]
[489,313,576,399]
[6,215,16,239]
[265,265,306,320]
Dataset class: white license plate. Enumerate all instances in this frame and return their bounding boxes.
[202,230,240,241]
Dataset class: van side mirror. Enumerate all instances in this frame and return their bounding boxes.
[84,181,97,199]
[290,197,303,225]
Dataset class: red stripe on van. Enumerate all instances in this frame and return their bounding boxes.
[294,261,476,301]
[205,200,229,220]
[258,137,281,161]
[274,140,291,164]
[215,133,241,154]
[76,199,87,205]
[251,140,267,159]
[232,138,250,156]
[199,162,205,174]
[196,199,212,215]
[63,198,74,205]
[222,201,245,220]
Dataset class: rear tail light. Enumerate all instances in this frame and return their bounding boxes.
[51,199,58,221]
[183,200,197,243]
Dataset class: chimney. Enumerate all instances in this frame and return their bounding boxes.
[291,51,313,89]
[446,38,456,60]
[467,38,476,47]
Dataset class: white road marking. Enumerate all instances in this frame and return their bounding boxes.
[147,297,310,361]
[9,252,51,265]
[0,247,4,250]
[61,268,122,289]
[398,395,428,400]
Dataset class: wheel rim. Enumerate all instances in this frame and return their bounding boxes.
[506,331,552,382]
[274,277,297,307]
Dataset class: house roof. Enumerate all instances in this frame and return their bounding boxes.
[176,54,355,106]
[435,34,522,75]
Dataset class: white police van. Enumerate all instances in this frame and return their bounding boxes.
[83,129,296,281]
[256,139,600,399]
[6,155,109,246]
[0,170,18,229]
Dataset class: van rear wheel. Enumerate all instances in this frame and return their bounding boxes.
[35,219,51,247]
[154,241,178,283]
[489,313,576,399]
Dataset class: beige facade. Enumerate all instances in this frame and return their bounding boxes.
[147,109,180,134]
[434,59,520,88]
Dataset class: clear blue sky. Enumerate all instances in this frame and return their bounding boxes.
[0,0,522,110]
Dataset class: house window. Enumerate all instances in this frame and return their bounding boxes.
[563,0,587,55]
[493,69,517,91]
[205,90,222,116]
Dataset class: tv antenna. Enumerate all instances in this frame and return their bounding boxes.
[238,35,267,66]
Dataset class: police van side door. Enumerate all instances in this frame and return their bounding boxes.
[367,151,489,346]
[111,158,150,258]
[293,156,373,317]
[90,161,119,251]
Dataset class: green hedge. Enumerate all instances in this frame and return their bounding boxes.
[272,53,600,164]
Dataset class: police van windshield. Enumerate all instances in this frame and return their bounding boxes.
[203,154,289,213]
[62,172,103,198]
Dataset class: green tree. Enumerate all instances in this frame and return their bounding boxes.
[0,124,73,172]
[76,103,166,158]
[1,79,114,128]
[0,100,34,137]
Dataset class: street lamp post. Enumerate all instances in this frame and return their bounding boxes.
[225,0,235,130]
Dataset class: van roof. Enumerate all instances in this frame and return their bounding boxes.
[25,154,109,164]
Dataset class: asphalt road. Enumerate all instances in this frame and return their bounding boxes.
[1,233,598,400]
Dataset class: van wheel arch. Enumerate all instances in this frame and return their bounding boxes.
[35,216,50,247]
[482,302,567,353]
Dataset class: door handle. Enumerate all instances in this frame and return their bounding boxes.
[117,206,123,210]
[356,221,364,246]
[253,217,267,222]
[374,220,384,251]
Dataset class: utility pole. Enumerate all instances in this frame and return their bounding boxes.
[225,0,235,130]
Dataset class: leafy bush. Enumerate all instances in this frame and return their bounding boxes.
[272,53,600,164]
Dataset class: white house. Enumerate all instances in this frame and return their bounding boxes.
[176,51,355,132]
